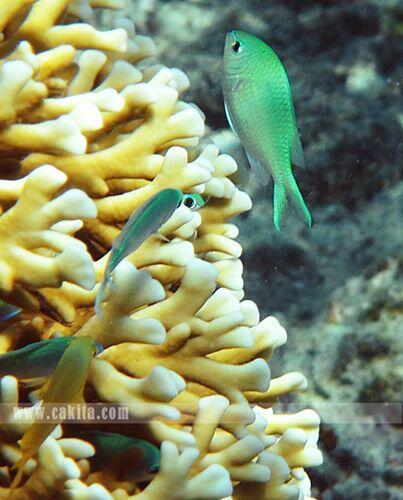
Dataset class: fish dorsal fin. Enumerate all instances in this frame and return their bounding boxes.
[245,150,270,186]
[291,130,306,169]
[282,62,305,169]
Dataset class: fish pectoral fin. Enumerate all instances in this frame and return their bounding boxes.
[290,131,306,169]
[245,150,270,186]
[230,76,244,93]
[224,100,237,136]
[110,446,145,479]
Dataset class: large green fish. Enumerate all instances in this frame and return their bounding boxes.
[95,189,206,314]
[222,30,312,231]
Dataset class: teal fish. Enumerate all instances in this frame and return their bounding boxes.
[0,300,21,323]
[77,431,160,481]
[95,188,184,314]
[222,30,312,231]
[10,336,98,494]
[0,337,103,378]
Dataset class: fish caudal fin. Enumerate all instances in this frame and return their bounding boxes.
[287,175,312,228]
[273,182,287,232]
[273,177,312,231]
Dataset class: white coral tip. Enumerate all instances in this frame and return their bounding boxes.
[69,103,103,131]
[58,246,95,289]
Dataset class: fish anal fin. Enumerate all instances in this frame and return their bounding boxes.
[37,377,52,400]
[94,278,107,316]
[290,131,306,169]
[245,150,270,186]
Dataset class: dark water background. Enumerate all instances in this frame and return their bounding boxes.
[130,1,402,498]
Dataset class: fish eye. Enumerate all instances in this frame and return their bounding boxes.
[232,40,243,54]
[149,465,159,474]
[182,195,197,209]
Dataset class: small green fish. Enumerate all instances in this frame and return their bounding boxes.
[9,336,98,495]
[77,431,160,481]
[222,30,312,231]
[0,300,21,323]
[95,188,185,315]
[0,337,103,379]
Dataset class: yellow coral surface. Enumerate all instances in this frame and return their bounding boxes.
[0,1,322,498]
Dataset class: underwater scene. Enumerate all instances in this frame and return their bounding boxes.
[0,0,401,498]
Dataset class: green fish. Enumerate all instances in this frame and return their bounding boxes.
[95,188,183,314]
[95,189,206,314]
[10,336,99,494]
[222,30,312,231]
[0,337,103,378]
[77,431,160,481]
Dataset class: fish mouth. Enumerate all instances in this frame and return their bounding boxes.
[225,30,237,45]
[226,30,238,44]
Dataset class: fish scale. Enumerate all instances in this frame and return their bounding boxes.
[222,30,312,231]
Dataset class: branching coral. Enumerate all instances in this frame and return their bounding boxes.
[0,0,322,498]
[0,376,95,499]
[0,165,96,293]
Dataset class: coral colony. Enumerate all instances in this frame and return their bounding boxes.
[0,1,322,498]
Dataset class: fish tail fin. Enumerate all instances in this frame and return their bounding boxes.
[273,182,288,232]
[273,177,312,231]
[285,175,312,229]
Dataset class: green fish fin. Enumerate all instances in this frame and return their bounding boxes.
[229,158,250,186]
[273,182,287,232]
[94,275,109,316]
[291,131,306,169]
[224,101,236,134]
[286,176,312,228]
[274,177,312,231]
[230,76,244,94]
[245,150,270,186]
